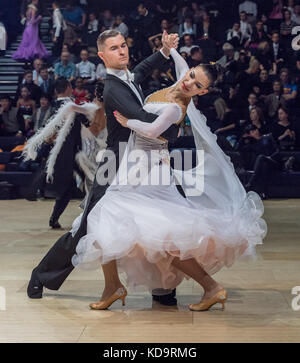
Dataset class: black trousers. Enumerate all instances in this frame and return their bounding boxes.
[50,182,74,222]
[52,32,64,58]
[248,155,280,194]
[33,149,118,290]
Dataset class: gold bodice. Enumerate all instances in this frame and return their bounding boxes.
[146,87,187,125]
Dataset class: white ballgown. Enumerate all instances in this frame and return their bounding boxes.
[71,49,267,292]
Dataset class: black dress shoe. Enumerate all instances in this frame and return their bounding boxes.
[152,289,177,306]
[27,268,43,299]
[49,218,61,229]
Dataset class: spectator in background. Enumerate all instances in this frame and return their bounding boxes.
[83,12,99,47]
[241,125,279,199]
[260,14,269,33]
[0,96,24,137]
[54,51,76,82]
[160,19,171,34]
[39,66,55,97]
[236,49,251,72]
[178,16,197,38]
[111,15,129,38]
[254,68,273,101]
[179,34,197,55]
[31,58,44,86]
[148,33,163,53]
[145,68,162,95]
[16,70,41,103]
[271,106,297,150]
[280,67,298,107]
[292,4,300,25]
[190,2,206,25]
[16,85,36,134]
[213,97,239,147]
[280,9,297,46]
[248,106,269,135]
[188,47,204,68]
[62,0,86,48]
[239,11,252,46]
[76,49,96,84]
[217,42,238,69]
[96,61,107,82]
[72,77,90,104]
[87,12,98,33]
[239,92,260,126]
[177,4,193,24]
[264,80,285,120]
[52,1,65,58]
[197,11,216,40]
[32,94,53,131]
[250,20,269,48]
[239,0,257,25]
[268,31,286,70]
[137,3,158,55]
[100,9,113,29]
[255,41,273,72]
[227,22,242,48]
[235,58,261,107]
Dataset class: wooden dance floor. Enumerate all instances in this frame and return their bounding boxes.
[0,198,299,343]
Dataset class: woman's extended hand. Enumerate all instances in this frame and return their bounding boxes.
[114,111,128,127]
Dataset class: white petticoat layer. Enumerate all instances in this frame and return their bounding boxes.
[71,184,266,292]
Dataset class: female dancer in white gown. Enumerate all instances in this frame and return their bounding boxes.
[71,47,267,311]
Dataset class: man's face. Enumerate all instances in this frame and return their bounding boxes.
[233,23,240,31]
[272,33,279,43]
[273,81,281,92]
[256,21,263,31]
[240,13,246,21]
[98,34,129,70]
[280,71,288,83]
[137,5,146,15]
[34,59,43,71]
[0,99,10,110]
[80,50,88,61]
[161,20,168,29]
[40,69,48,80]
[260,70,268,81]
[284,10,291,20]
[115,16,122,25]
[180,67,211,98]
[184,35,192,46]
[40,97,49,108]
[61,52,70,63]
[192,50,203,61]
[248,94,257,105]
[24,73,33,83]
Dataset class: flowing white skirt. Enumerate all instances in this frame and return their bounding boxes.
[71,150,267,292]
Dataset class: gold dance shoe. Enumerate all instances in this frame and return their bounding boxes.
[89,287,127,310]
[189,289,227,312]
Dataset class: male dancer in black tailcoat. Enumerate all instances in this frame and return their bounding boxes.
[28,30,179,305]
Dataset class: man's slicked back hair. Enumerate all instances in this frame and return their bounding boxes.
[97,30,123,51]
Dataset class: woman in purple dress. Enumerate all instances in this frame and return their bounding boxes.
[13,0,50,61]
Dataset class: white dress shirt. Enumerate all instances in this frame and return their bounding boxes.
[239,1,257,17]
[76,61,96,82]
[96,63,107,80]
[53,8,65,38]
[106,68,144,105]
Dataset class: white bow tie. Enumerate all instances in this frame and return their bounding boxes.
[119,70,135,83]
